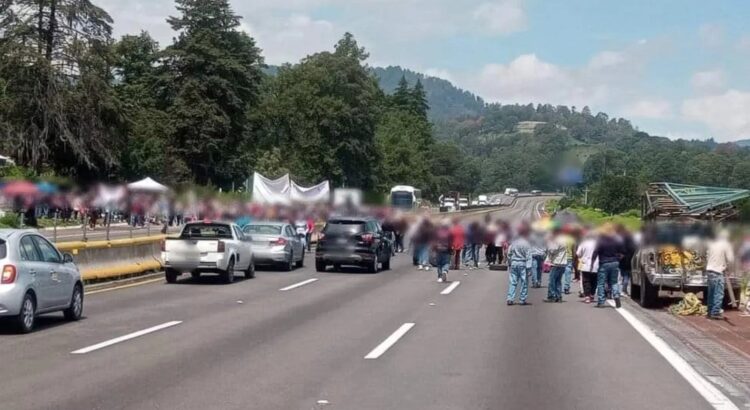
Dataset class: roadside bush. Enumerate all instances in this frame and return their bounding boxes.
[0,213,20,228]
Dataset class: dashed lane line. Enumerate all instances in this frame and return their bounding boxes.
[71,321,183,354]
[279,278,319,291]
[364,323,415,359]
[441,281,461,295]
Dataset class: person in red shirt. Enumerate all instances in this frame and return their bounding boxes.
[306,217,315,251]
[450,217,465,270]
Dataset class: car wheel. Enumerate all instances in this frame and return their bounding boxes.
[369,254,379,273]
[190,271,201,280]
[639,272,658,308]
[283,252,294,272]
[16,293,35,334]
[245,262,256,279]
[315,261,327,272]
[630,272,642,300]
[222,259,235,284]
[382,255,391,270]
[63,284,84,321]
[165,268,179,284]
[296,250,305,268]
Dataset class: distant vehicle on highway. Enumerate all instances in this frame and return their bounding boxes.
[504,188,519,196]
[442,198,456,212]
[316,217,392,273]
[531,190,542,196]
[477,195,488,205]
[471,200,479,206]
[390,185,422,210]
[458,197,469,209]
[243,222,304,271]
[0,229,83,333]
[163,221,255,284]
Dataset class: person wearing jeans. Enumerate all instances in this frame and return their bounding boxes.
[592,223,625,308]
[531,255,545,288]
[506,223,533,305]
[705,229,735,319]
[596,261,620,306]
[434,219,454,282]
[544,228,569,303]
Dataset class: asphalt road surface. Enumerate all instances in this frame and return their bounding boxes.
[0,197,722,410]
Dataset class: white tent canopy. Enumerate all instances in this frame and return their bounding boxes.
[128,177,169,193]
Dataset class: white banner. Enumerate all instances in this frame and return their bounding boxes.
[252,172,329,204]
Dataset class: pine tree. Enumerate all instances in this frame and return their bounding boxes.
[411,79,429,118]
[392,75,411,109]
[163,0,264,186]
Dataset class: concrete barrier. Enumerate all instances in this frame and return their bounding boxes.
[57,236,165,282]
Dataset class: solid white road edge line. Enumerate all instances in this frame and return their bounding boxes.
[609,301,738,410]
[441,281,461,295]
[279,278,318,291]
[86,277,165,295]
[71,321,183,354]
[364,323,416,359]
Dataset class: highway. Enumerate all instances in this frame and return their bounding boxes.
[0,197,726,410]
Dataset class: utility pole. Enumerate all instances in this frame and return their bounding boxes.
[583,187,589,206]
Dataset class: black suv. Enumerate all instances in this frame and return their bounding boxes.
[315,217,392,273]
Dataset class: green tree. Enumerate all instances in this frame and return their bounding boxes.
[375,109,432,192]
[163,0,264,187]
[255,33,381,189]
[0,0,124,178]
[411,79,429,118]
[591,174,639,214]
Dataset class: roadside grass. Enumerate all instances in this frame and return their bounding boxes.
[568,206,642,230]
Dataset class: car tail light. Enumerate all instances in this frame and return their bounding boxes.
[271,237,288,246]
[360,233,374,244]
[2,265,16,284]
[217,241,226,252]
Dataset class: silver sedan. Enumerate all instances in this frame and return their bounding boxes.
[0,229,84,333]
[243,222,304,271]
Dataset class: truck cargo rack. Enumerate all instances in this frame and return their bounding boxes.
[642,182,750,222]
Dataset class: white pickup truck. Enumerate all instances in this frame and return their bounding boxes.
[162,221,255,284]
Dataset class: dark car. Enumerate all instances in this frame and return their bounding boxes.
[315,217,392,273]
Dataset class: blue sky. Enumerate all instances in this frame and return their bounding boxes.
[100,0,750,141]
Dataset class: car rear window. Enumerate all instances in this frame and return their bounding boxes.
[324,220,366,235]
[244,225,282,235]
[0,240,6,259]
[180,224,233,239]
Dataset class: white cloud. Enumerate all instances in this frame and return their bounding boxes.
[622,99,673,119]
[682,90,750,141]
[698,23,724,48]
[466,54,610,108]
[587,51,626,70]
[690,70,726,93]
[253,14,338,64]
[472,0,527,36]
[423,68,453,82]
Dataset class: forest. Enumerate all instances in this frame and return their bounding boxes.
[2,0,749,214]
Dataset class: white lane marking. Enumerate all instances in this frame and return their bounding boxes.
[279,278,318,291]
[609,301,738,410]
[441,281,461,295]
[71,321,182,354]
[364,323,415,359]
[86,277,164,295]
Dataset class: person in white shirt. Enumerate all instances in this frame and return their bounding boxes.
[576,232,599,304]
[705,229,735,320]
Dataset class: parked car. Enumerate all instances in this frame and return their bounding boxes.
[531,190,542,196]
[243,222,304,271]
[315,217,392,273]
[0,229,84,333]
[162,221,255,284]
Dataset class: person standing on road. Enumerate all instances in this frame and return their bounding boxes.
[592,223,625,309]
[617,224,636,297]
[561,226,576,295]
[507,223,533,305]
[484,219,499,266]
[544,226,569,303]
[415,218,434,271]
[470,221,484,269]
[306,216,315,252]
[450,217,465,270]
[705,229,735,320]
[434,219,454,282]
[529,225,546,288]
[576,230,599,304]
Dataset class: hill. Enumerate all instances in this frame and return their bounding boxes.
[371,66,486,121]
